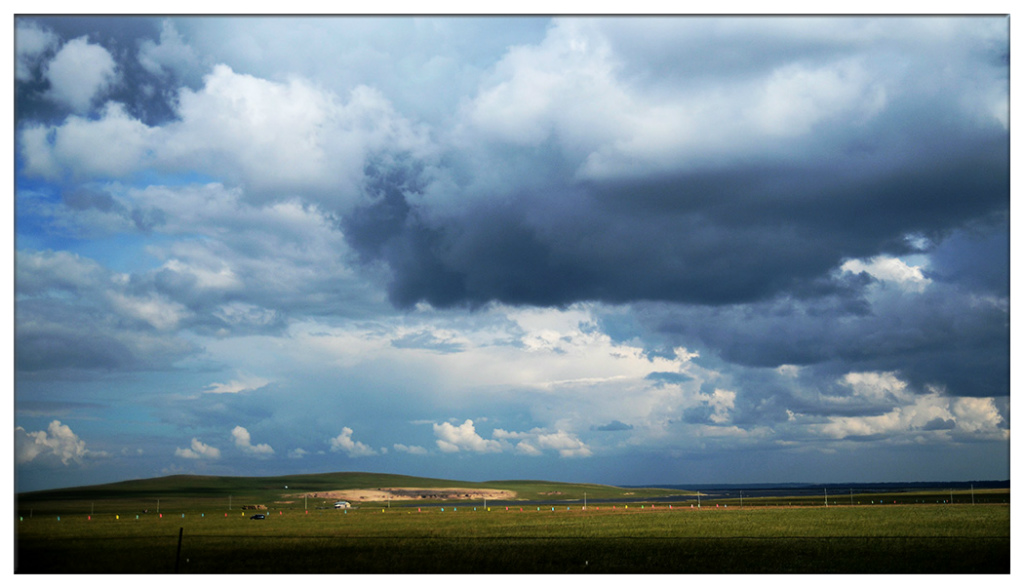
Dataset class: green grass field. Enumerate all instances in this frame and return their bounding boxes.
[14,473,1010,574]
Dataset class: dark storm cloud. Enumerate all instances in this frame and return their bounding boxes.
[635,272,1008,400]
[926,223,1010,295]
[334,17,1007,314]
[343,135,1006,310]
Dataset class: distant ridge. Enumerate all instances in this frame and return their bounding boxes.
[631,480,1009,490]
[15,471,683,503]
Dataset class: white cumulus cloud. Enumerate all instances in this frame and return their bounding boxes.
[16,420,107,465]
[44,36,117,113]
[21,102,156,180]
[841,255,932,293]
[433,419,504,453]
[231,426,275,456]
[174,438,221,460]
[329,427,378,457]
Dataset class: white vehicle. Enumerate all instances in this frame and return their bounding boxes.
[333,501,351,509]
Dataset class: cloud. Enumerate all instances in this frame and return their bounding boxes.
[137,20,201,80]
[21,103,156,180]
[640,261,1008,399]
[287,448,308,459]
[534,431,593,458]
[174,438,221,460]
[433,419,503,453]
[841,255,931,293]
[15,250,199,373]
[15,20,59,82]
[44,36,118,112]
[22,63,431,203]
[16,421,107,465]
[12,16,1010,490]
[393,443,428,455]
[231,426,275,456]
[592,420,633,432]
[205,374,270,395]
[337,17,1006,313]
[162,65,431,201]
[436,420,593,458]
[795,373,1006,442]
[329,427,378,457]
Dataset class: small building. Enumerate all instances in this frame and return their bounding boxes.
[334,501,351,509]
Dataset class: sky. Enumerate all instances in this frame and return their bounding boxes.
[10,15,1011,493]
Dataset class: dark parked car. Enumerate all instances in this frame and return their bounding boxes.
[250,514,265,520]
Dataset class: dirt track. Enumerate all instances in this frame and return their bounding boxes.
[292,487,517,502]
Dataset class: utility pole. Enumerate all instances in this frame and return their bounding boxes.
[740,491,743,508]
[825,487,828,507]
[971,484,975,505]
[584,492,587,510]
[850,488,853,506]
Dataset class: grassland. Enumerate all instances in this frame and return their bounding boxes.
[14,473,1010,574]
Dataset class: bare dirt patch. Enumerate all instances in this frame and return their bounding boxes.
[291,487,517,503]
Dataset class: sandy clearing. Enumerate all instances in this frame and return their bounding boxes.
[290,487,517,502]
